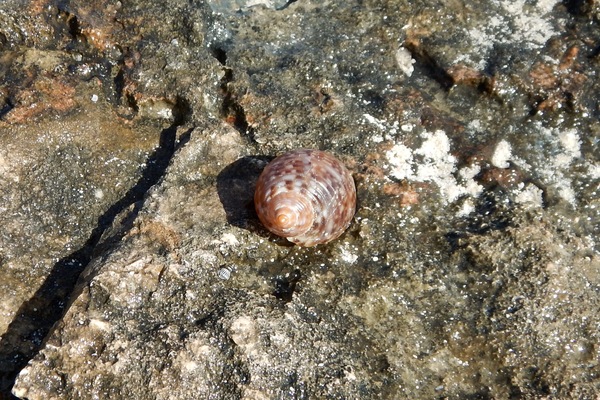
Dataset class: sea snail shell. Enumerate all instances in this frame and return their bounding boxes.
[254,149,356,247]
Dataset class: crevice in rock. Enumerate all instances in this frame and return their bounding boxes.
[0,98,14,120]
[589,43,600,59]
[404,39,454,90]
[218,68,255,143]
[114,68,126,103]
[210,45,228,66]
[0,105,193,398]
[272,270,302,302]
[111,48,143,119]
[58,8,96,55]
[125,92,140,115]
[66,13,82,41]
[528,95,548,116]
[208,45,256,143]
[276,0,298,10]
[562,0,594,16]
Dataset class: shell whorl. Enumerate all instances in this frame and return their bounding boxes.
[254,149,356,247]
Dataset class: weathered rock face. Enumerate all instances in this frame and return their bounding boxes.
[1,0,599,399]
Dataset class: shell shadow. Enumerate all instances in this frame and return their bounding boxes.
[216,155,273,232]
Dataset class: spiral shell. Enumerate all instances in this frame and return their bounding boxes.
[254,149,356,247]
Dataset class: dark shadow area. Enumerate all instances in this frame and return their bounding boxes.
[404,40,454,90]
[563,0,594,15]
[276,0,298,10]
[445,188,513,253]
[209,45,228,66]
[0,122,193,398]
[216,156,273,232]
[0,98,13,121]
[465,189,512,234]
[272,269,302,302]
[590,43,600,59]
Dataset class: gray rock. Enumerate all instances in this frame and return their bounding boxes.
[1,0,599,399]
[207,0,293,14]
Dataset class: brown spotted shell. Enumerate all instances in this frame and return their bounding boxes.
[254,149,356,247]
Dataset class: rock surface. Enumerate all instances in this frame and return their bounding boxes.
[1,0,599,399]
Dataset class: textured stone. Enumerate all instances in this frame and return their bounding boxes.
[1,0,599,399]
